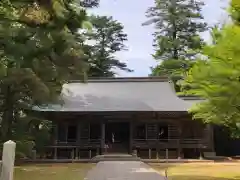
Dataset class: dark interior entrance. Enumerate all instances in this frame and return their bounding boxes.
[105,122,130,153]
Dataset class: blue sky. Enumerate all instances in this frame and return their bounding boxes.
[90,0,229,77]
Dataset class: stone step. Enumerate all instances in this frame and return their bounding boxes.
[92,154,141,162]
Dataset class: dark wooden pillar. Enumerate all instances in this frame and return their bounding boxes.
[156,149,159,159]
[129,121,133,154]
[77,122,81,142]
[65,122,68,142]
[148,149,152,159]
[145,123,148,140]
[101,122,105,154]
[165,148,169,163]
[54,146,57,160]
[199,148,203,159]
[177,123,182,159]
[89,149,92,159]
[54,122,58,144]
[207,124,214,151]
[54,123,58,159]
[76,122,81,159]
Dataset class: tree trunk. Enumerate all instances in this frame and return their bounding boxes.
[171,0,178,60]
[172,17,178,60]
[1,85,14,141]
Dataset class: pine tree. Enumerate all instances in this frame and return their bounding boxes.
[0,0,90,154]
[80,0,100,8]
[144,0,207,77]
[84,15,132,77]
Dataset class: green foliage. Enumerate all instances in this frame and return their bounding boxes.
[83,15,132,77]
[151,59,196,92]
[151,59,195,77]
[0,0,89,157]
[11,115,51,159]
[210,25,223,45]
[183,0,240,136]
[184,25,240,136]
[230,0,240,24]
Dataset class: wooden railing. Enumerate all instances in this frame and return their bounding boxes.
[79,139,101,148]
[49,139,101,148]
[181,139,203,144]
[48,138,209,149]
[133,138,208,148]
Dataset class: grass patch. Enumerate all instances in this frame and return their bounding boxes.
[150,162,240,180]
[14,162,240,180]
[14,163,95,180]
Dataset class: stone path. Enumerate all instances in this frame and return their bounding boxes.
[84,161,167,180]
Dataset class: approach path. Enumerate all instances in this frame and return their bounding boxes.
[84,161,167,180]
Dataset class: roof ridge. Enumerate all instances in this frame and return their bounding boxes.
[178,95,203,100]
[69,76,170,83]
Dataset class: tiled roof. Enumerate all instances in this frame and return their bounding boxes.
[32,77,201,112]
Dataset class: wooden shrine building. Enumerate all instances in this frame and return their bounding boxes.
[32,77,214,159]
